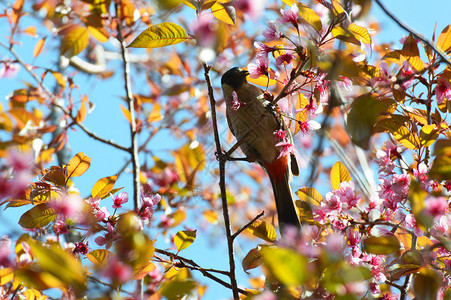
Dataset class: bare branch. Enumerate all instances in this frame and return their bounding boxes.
[232,211,265,241]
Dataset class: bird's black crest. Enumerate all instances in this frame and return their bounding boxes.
[221,67,249,89]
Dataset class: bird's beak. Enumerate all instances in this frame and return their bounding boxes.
[241,69,250,76]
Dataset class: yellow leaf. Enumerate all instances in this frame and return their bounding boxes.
[127,22,187,48]
[419,124,439,147]
[60,26,89,57]
[348,23,371,45]
[246,74,277,87]
[87,25,109,43]
[182,0,197,10]
[211,2,235,25]
[362,235,400,255]
[67,152,91,178]
[392,125,419,150]
[120,104,132,124]
[133,261,156,280]
[202,210,218,224]
[0,267,14,285]
[148,103,163,123]
[87,249,114,266]
[174,230,196,251]
[296,187,322,204]
[330,161,351,190]
[22,288,44,300]
[260,247,307,286]
[50,71,66,89]
[33,37,46,58]
[247,220,277,243]
[437,25,451,53]
[91,174,118,199]
[298,3,322,32]
[295,93,310,133]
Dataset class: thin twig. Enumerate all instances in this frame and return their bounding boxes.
[115,3,141,210]
[374,0,451,67]
[232,211,265,240]
[203,63,239,300]
[400,235,417,300]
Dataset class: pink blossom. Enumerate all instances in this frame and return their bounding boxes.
[53,220,69,235]
[0,60,19,78]
[231,91,242,111]
[370,61,395,87]
[148,167,179,188]
[322,193,343,214]
[413,162,428,183]
[73,241,89,255]
[112,192,128,209]
[275,53,296,67]
[381,292,398,300]
[346,228,359,247]
[315,72,330,102]
[262,21,282,41]
[400,61,415,89]
[425,196,448,217]
[254,42,275,58]
[86,196,100,210]
[375,149,395,176]
[273,129,287,140]
[430,215,449,237]
[247,55,269,79]
[297,120,321,135]
[138,193,161,221]
[336,181,360,209]
[50,194,84,221]
[275,140,295,159]
[95,206,110,221]
[95,222,118,249]
[254,290,277,300]
[18,242,32,267]
[5,149,33,173]
[435,77,451,104]
[0,236,11,267]
[235,0,265,19]
[277,4,299,28]
[331,219,346,230]
[192,14,216,48]
[102,259,132,283]
[405,213,417,228]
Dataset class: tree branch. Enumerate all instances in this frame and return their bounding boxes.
[232,211,265,241]
[374,0,451,67]
[203,63,239,300]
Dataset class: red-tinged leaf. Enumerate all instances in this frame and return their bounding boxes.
[330,161,351,190]
[348,23,371,45]
[0,267,14,285]
[18,204,55,229]
[247,220,277,243]
[174,230,196,251]
[211,2,236,25]
[437,25,451,53]
[127,22,187,48]
[242,247,263,271]
[298,3,322,31]
[362,235,400,255]
[33,37,46,58]
[402,34,420,56]
[91,174,118,199]
[67,152,91,178]
[60,26,89,57]
[87,249,113,266]
[42,167,66,187]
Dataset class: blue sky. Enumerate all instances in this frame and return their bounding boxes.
[1,0,451,299]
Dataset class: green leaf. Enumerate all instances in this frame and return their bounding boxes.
[362,235,400,255]
[260,247,307,286]
[67,152,91,178]
[60,26,89,57]
[30,240,86,291]
[18,204,55,229]
[346,94,391,149]
[91,174,118,199]
[174,230,196,251]
[127,22,187,48]
[160,279,196,300]
[247,220,277,243]
[330,161,351,190]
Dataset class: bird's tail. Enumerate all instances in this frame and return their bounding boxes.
[264,156,301,230]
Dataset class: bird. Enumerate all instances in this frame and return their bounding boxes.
[221,67,301,229]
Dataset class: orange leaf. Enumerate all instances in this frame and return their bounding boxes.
[120,104,132,124]
[0,267,14,285]
[147,103,163,123]
[24,26,36,37]
[33,37,46,58]
[91,174,118,199]
[437,25,451,53]
[67,152,91,178]
[87,249,113,266]
[133,261,156,280]
[242,247,263,271]
[60,26,89,57]
[75,97,87,124]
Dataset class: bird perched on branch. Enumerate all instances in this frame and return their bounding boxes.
[221,67,300,229]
